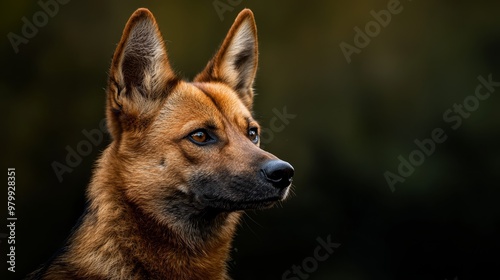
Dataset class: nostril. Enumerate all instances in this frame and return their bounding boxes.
[261,160,294,189]
[268,169,285,182]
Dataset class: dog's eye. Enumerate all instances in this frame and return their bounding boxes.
[248,128,259,144]
[188,130,214,145]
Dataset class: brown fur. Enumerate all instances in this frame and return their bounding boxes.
[28,8,293,280]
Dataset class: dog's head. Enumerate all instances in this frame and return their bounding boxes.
[104,8,293,224]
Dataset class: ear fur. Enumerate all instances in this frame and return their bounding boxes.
[194,9,259,109]
[106,8,178,140]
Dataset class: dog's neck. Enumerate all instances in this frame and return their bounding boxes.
[47,151,241,280]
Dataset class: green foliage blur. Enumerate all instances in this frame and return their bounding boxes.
[1,0,500,279]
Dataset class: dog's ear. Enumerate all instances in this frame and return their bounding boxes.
[195,9,258,109]
[106,8,178,140]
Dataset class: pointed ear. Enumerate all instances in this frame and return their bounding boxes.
[194,9,258,109]
[106,8,178,140]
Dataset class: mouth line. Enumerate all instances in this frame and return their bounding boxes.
[200,194,284,210]
[203,194,282,204]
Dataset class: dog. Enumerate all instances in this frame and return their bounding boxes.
[27,7,294,280]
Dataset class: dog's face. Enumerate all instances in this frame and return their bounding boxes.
[104,9,293,224]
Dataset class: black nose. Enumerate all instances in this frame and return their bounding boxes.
[261,160,294,189]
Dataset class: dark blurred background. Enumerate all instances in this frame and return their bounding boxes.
[1,0,500,279]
